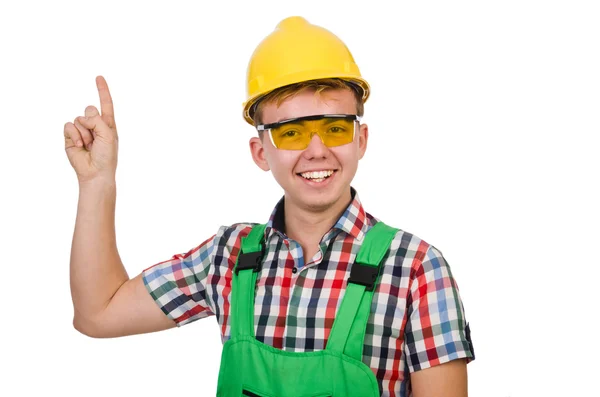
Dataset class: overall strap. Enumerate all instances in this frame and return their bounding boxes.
[230,224,266,339]
[326,221,399,361]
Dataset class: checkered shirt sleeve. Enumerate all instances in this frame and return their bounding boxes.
[404,245,475,372]
[142,234,217,327]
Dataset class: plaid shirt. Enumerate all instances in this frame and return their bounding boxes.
[143,188,475,396]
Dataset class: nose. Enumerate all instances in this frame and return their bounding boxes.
[302,132,329,158]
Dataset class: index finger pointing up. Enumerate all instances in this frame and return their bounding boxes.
[95,75,115,127]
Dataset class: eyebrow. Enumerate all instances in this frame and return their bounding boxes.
[276,119,337,129]
[260,114,357,130]
[278,120,303,126]
[322,118,343,125]
[276,115,346,126]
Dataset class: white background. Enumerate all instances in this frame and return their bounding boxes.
[1,1,598,396]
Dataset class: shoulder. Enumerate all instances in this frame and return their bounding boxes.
[215,221,267,241]
[211,222,265,256]
[366,213,443,270]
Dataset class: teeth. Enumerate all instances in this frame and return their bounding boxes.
[300,170,334,180]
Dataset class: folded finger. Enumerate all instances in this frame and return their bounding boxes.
[74,117,94,150]
[64,122,83,149]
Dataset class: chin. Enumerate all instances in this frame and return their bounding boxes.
[275,169,353,212]
[289,183,348,212]
[300,195,339,212]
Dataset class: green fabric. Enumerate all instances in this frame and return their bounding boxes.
[231,224,266,339]
[344,222,398,361]
[217,222,398,397]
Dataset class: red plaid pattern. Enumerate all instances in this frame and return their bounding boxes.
[143,188,474,396]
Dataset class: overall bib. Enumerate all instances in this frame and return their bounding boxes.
[216,222,398,397]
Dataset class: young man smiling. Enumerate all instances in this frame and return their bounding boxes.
[67,16,474,397]
[249,81,366,262]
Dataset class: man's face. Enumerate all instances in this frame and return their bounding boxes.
[249,88,368,213]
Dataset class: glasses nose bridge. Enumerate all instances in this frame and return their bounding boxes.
[308,130,326,145]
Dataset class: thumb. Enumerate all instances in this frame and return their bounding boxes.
[84,106,100,139]
[85,105,100,118]
[79,112,117,143]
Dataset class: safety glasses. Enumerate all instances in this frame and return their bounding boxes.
[256,114,360,150]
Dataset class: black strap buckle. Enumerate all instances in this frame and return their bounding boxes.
[348,262,380,291]
[235,250,263,275]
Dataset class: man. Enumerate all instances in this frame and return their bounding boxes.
[65,16,474,396]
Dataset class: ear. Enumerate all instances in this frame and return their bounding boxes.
[249,136,271,171]
[358,123,369,159]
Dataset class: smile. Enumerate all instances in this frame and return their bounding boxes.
[297,169,336,183]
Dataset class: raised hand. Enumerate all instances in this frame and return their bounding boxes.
[64,76,119,185]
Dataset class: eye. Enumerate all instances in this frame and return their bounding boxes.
[328,126,345,133]
[280,129,299,138]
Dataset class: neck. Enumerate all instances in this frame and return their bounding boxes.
[283,188,352,245]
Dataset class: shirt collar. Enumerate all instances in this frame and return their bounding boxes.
[264,187,369,242]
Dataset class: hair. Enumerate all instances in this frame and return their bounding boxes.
[252,79,365,134]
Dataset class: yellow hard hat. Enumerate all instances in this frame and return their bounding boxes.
[243,16,370,125]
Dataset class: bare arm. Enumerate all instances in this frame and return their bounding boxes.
[66,76,174,338]
[411,359,468,397]
[70,181,175,338]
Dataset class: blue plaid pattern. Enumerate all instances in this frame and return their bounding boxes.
[143,188,474,396]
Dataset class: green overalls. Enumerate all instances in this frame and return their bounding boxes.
[216,222,398,397]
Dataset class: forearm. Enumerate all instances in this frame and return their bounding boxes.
[70,179,128,331]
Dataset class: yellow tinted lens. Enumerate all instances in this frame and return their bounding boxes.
[319,118,355,147]
[271,117,355,150]
[271,123,308,150]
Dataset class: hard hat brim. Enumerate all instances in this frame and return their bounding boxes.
[243,74,370,125]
